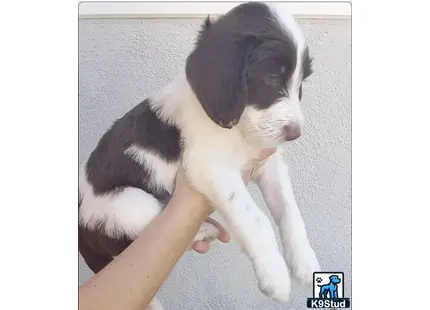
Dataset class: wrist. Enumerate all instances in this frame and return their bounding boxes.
[170,185,213,216]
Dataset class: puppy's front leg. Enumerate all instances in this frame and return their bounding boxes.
[255,150,320,285]
[190,169,291,302]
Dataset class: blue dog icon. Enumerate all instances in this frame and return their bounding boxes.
[318,275,341,299]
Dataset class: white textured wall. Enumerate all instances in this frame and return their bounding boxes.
[79,18,351,310]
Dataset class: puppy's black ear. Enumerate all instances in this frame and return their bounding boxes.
[186,18,256,129]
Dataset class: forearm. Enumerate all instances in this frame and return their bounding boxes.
[78,189,212,310]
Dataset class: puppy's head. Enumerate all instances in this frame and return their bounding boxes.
[186,2,313,147]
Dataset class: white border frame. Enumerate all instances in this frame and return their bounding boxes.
[79,1,352,20]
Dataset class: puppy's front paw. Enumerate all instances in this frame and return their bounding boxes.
[287,244,320,285]
[255,252,291,303]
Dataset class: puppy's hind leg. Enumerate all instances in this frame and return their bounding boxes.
[79,186,165,241]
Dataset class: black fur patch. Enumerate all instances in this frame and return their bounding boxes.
[85,99,181,200]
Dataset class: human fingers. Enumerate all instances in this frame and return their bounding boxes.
[192,241,211,254]
[204,217,231,243]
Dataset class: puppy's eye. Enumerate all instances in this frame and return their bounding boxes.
[299,85,303,100]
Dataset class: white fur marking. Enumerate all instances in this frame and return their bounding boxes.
[240,99,304,148]
[268,3,307,88]
[78,163,163,239]
[124,144,179,194]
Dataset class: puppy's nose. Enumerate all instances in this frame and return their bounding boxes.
[283,124,301,141]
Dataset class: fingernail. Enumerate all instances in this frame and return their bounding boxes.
[194,242,208,253]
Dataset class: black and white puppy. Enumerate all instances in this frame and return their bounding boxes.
[79,2,320,307]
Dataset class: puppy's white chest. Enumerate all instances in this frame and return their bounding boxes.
[185,127,260,169]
